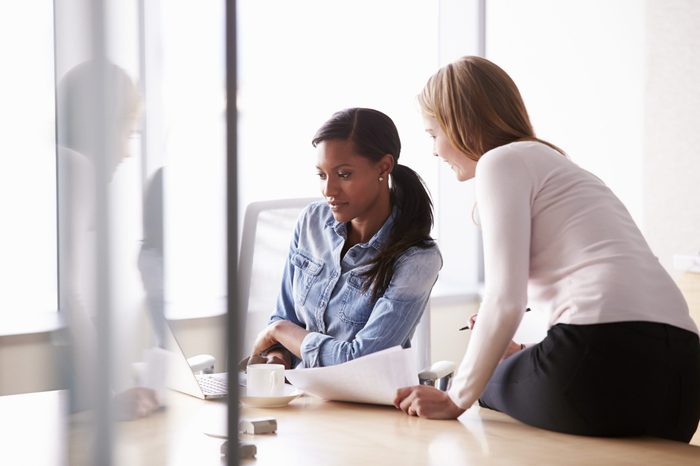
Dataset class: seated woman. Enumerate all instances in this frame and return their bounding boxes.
[249,107,442,368]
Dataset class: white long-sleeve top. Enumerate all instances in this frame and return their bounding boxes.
[448,140,698,410]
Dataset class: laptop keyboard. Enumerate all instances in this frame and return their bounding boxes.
[196,372,228,396]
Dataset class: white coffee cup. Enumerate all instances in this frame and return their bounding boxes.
[246,364,285,397]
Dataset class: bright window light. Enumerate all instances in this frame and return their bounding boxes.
[0,2,58,320]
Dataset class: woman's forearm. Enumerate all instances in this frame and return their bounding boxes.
[269,320,309,359]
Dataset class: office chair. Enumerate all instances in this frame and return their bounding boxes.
[238,197,321,354]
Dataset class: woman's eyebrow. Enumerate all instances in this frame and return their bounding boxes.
[316,163,354,170]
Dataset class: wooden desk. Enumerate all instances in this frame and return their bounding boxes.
[2,390,698,465]
[74,391,227,466]
[0,390,66,466]
[0,390,226,466]
[240,395,700,466]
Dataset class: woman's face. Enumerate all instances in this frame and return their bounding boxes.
[315,139,389,223]
[423,115,476,181]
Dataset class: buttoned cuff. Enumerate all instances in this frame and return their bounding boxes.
[299,332,333,368]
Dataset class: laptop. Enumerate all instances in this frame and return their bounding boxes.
[163,320,236,400]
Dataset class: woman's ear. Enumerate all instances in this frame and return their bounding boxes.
[378,153,395,178]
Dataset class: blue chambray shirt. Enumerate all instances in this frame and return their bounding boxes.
[269,200,443,368]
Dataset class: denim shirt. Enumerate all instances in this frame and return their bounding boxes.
[270,201,443,368]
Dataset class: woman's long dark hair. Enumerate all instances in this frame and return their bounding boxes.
[312,108,435,302]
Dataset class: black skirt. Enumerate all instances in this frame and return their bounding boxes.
[479,321,700,443]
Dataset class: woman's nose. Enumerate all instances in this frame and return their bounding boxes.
[322,179,338,197]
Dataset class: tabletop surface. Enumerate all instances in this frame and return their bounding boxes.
[2,389,698,465]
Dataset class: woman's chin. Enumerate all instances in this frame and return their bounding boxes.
[331,211,351,223]
[455,170,475,182]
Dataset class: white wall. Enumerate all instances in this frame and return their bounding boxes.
[644,0,700,274]
[432,0,700,363]
[486,0,645,226]
[485,0,700,276]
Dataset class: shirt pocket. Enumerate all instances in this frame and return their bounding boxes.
[338,271,374,327]
[290,251,323,306]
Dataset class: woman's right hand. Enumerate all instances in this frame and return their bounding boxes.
[394,385,465,419]
[263,349,292,369]
[468,313,478,330]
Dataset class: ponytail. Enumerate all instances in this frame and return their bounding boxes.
[363,163,434,302]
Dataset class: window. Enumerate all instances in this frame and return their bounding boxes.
[143,0,228,318]
[237,0,440,208]
[144,0,483,319]
[1,0,483,326]
[0,2,58,323]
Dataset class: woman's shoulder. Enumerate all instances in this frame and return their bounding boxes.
[299,199,332,222]
[398,240,443,269]
[478,140,564,179]
[482,140,558,162]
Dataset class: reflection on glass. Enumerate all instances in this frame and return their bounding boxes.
[54,0,230,461]
[56,55,167,462]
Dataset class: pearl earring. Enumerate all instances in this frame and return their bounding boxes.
[379,176,384,182]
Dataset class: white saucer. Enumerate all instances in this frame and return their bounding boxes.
[241,384,303,408]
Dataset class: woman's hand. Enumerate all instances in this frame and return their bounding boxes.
[248,320,307,367]
[394,385,465,419]
[502,340,524,359]
[468,312,478,330]
[262,349,292,369]
[113,387,160,421]
[248,322,282,368]
[249,323,281,364]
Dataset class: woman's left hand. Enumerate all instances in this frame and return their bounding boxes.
[249,323,280,362]
[394,385,465,419]
[502,340,524,360]
[249,320,307,365]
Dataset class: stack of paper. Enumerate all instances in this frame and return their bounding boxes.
[284,346,418,405]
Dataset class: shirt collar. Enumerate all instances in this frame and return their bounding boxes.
[327,206,397,251]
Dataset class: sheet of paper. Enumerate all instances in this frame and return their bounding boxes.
[284,346,418,405]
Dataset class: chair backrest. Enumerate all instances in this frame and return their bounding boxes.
[239,198,321,353]
[413,306,431,371]
[238,197,431,369]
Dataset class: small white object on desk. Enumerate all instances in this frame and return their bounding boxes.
[239,417,278,435]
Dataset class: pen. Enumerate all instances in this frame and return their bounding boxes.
[459,307,531,331]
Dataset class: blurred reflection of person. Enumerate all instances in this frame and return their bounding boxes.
[57,59,159,420]
[138,166,166,349]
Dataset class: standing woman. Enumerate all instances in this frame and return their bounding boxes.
[249,108,442,368]
[395,56,700,443]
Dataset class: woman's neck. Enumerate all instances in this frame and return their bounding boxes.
[346,200,391,246]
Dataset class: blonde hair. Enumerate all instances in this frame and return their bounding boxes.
[418,56,563,161]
